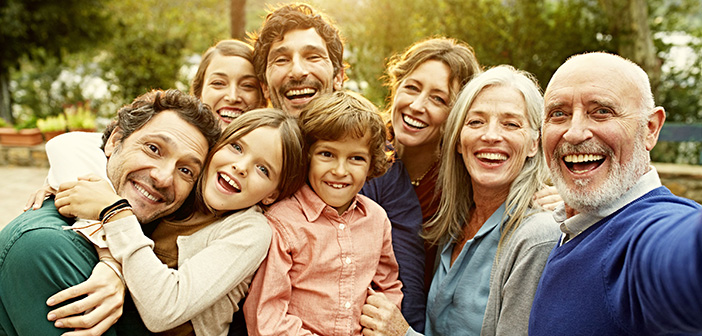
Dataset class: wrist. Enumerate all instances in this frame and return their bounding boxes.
[99,257,125,286]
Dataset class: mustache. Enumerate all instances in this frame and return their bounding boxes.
[553,140,613,160]
[278,79,323,95]
[127,171,174,203]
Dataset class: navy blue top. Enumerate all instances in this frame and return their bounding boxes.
[529,187,702,335]
[361,157,426,332]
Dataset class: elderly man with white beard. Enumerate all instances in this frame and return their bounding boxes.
[528,52,702,336]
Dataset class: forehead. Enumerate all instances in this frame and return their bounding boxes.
[470,85,526,112]
[269,28,328,56]
[130,111,209,160]
[206,54,254,77]
[404,60,452,90]
[545,57,639,109]
[314,132,371,152]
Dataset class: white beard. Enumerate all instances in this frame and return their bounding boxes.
[550,127,649,214]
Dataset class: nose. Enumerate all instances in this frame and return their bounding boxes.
[289,55,309,79]
[332,159,348,176]
[409,93,428,112]
[151,162,175,188]
[480,120,503,143]
[562,111,593,145]
[224,86,242,103]
[232,158,249,177]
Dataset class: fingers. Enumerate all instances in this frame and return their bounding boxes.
[24,184,56,211]
[51,299,122,332]
[77,174,102,182]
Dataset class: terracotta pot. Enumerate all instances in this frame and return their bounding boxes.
[0,128,44,146]
[42,130,66,141]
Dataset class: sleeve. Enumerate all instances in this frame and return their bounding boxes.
[360,161,425,330]
[490,216,558,336]
[243,216,314,336]
[372,216,404,309]
[634,207,702,334]
[102,210,271,332]
[45,132,108,189]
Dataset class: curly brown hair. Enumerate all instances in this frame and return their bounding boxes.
[248,3,346,86]
[298,91,390,181]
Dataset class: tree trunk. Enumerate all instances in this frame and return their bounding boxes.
[0,67,13,124]
[599,0,661,95]
[230,0,247,40]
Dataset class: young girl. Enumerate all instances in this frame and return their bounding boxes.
[48,108,306,335]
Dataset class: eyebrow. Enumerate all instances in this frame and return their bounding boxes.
[150,134,204,169]
[404,78,449,96]
[268,44,328,60]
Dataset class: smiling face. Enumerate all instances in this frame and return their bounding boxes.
[542,54,658,213]
[308,134,371,215]
[391,60,454,154]
[201,54,262,127]
[104,111,209,223]
[203,126,282,211]
[458,85,538,195]
[263,28,343,116]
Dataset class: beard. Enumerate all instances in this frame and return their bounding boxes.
[549,126,650,214]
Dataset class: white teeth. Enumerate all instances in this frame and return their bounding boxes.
[134,184,158,202]
[286,88,316,97]
[563,154,605,163]
[476,152,507,161]
[220,174,241,192]
[218,109,242,118]
[327,182,347,189]
[403,115,428,128]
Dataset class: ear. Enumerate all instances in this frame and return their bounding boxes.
[103,127,124,158]
[526,132,539,158]
[333,69,344,91]
[262,83,271,101]
[261,190,280,205]
[644,107,666,151]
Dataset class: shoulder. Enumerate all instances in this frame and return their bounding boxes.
[209,206,271,241]
[509,210,561,247]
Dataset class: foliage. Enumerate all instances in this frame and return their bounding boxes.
[0,0,114,122]
[64,103,96,130]
[37,114,67,132]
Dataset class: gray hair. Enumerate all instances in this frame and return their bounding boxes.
[424,65,548,250]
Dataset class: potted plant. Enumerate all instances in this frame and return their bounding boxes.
[65,102,96,132]
[0,118,43,146]
[37,114,68,141]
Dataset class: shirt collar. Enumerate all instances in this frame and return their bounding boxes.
[295,184,366,222]
[555,165,662,242]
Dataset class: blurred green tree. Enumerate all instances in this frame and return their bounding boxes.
[0,0,113,124]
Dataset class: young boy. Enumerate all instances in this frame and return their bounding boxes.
[243,91,403,335]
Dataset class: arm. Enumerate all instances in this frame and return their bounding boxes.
[488,214,558,336]
[633,207,702,334]
[372,217,403,308]
[243,217,314,336]
[26,132,107,211]
[103,208,272,332]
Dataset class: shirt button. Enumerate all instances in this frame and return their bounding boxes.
[339,224,345,230]
[345,257,351,264]
[344,301,351,309]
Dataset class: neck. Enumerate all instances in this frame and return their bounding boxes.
[397,142,440,180]
[471,183,509,220]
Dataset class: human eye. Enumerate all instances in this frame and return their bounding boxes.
[273,56,289,65]
[404,84,420,93]
[592,107,613,119]
[179,167,194,177]
[546,109,568,123]
[431,95,447,106]
[503,120,522,130]
[466,118,484,127]
[146,143,160,155]
[241,81,258,90]
[318,151,333,158]
[256,165,270,177]
[230,142,242,153]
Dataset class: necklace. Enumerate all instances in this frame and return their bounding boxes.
[411,159,439,187]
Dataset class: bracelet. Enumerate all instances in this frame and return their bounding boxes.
[99,258,126,286]
[99,199,131,222]
[101,206,133,225]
